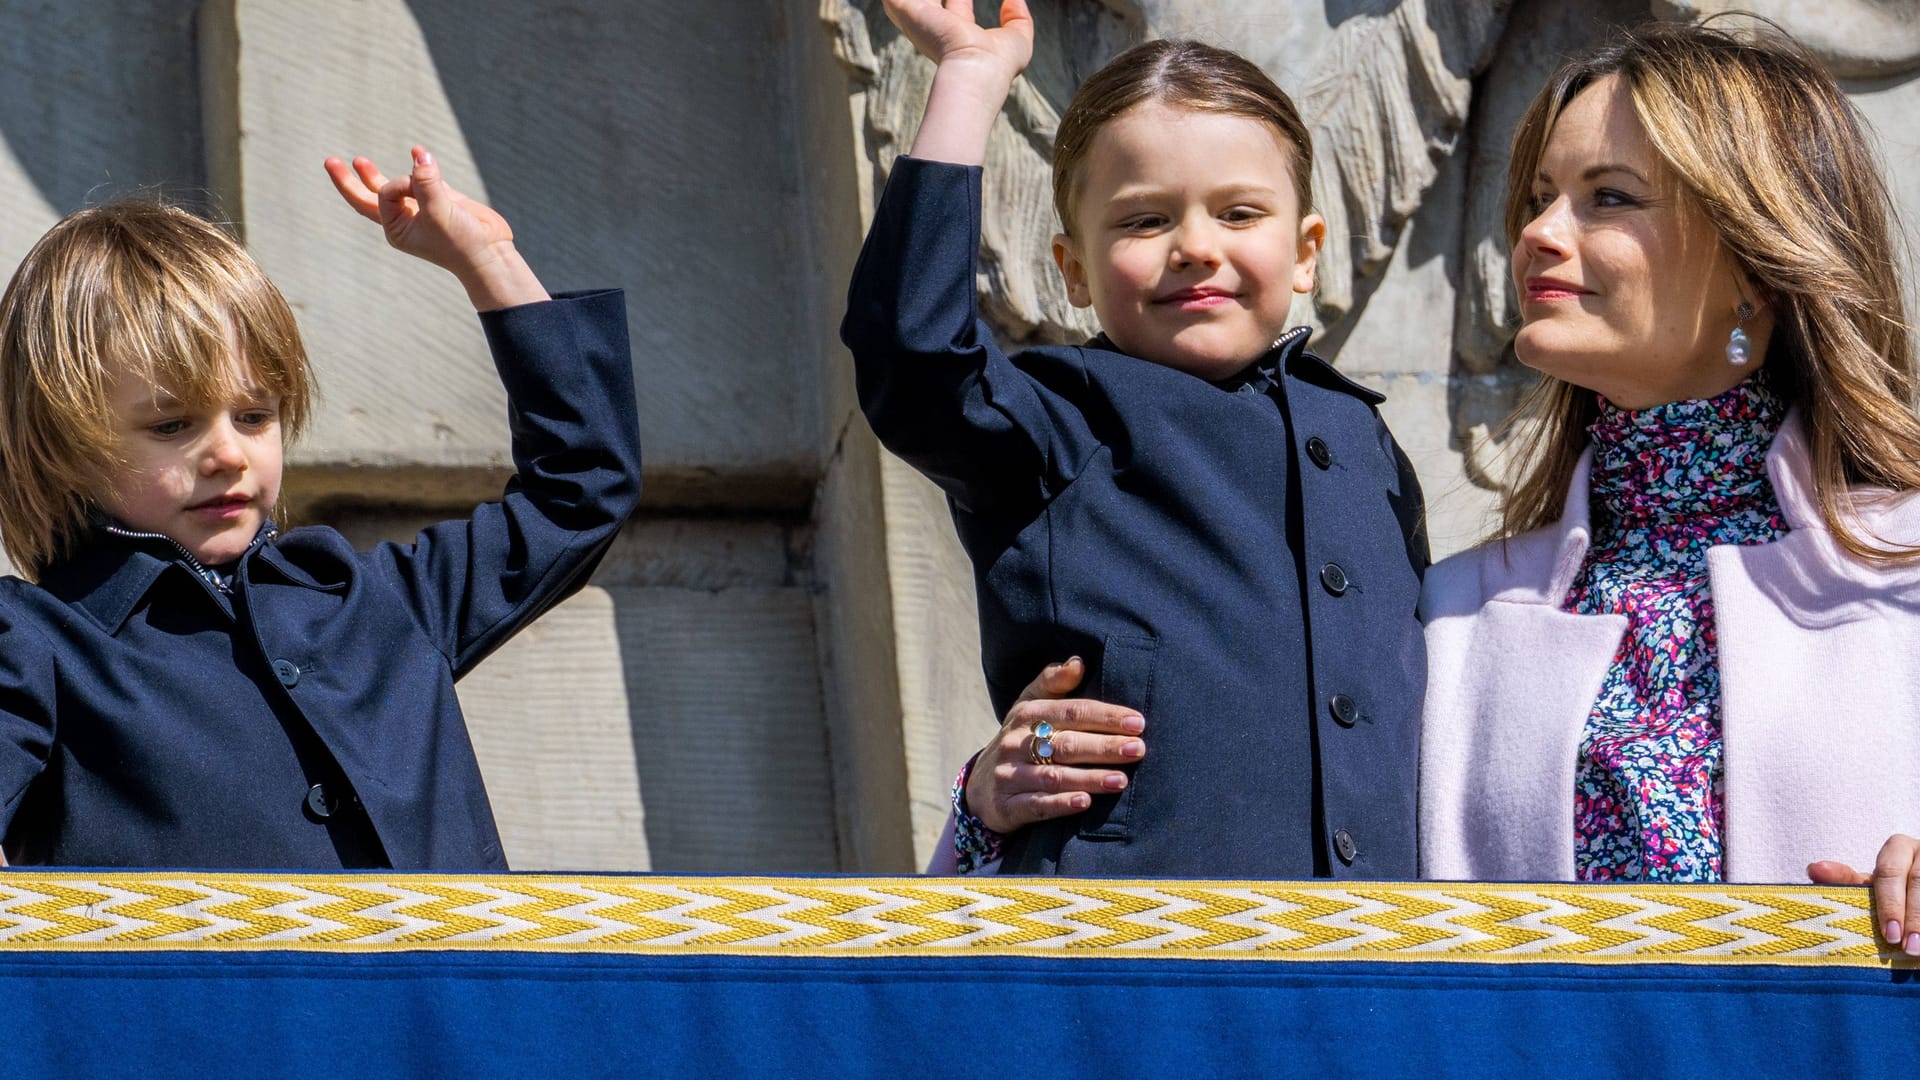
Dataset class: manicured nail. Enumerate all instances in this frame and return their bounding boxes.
[414,147,434,166]
[1102,773,1128,791]
[1905,932,1920,957]
[1121,714,1145,735]
[1121,739,1145,758]
[1069,794,1090,810]
[1886,920,1902,945]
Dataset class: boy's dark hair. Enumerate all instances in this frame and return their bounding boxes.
[1051,39,1314,234]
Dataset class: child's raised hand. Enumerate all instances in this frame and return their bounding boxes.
[883,0,1033,80]
[323,147,547,311]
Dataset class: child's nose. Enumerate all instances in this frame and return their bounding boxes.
[200,421,248,474]
[1168,220,1222,269]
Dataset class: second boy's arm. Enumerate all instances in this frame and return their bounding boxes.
[323,149,641,675]
[845,0,1100,511]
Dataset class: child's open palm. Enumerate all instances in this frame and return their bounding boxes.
[324,146,546,311]
[884,0,1033,78]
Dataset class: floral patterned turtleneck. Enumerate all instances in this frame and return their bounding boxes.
[1565,373,1790,882]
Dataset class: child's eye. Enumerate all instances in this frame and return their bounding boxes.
[1219,208,1265,225]
[149,419,189,438]
[1118,215,1167,232]
[237,410,276,428]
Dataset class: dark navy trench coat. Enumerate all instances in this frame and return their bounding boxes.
[843,158,1428,878]
[0,289,640,870]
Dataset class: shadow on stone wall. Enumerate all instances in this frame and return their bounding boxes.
[0,1,208,225]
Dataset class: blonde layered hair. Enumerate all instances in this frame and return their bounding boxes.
[0,201,312,579]
[1496,21,1920,560]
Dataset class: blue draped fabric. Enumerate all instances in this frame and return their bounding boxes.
[0,874,1910,1077]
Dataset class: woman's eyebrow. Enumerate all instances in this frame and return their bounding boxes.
[1534,163,1653,185]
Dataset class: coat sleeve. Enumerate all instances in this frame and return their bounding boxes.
[0,598,55,834]
[840,156,1087,514]
[363,289,642,677]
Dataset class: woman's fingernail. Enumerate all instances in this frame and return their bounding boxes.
[1121,738,1145,758]
[1069,794,1090,810]
[1102,773,1128,791]
[1121,714,1145,734]
[1887,920,1902,945]
[414,147,434,166]
[1905,932,1920,957]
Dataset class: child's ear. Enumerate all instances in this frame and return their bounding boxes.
[1292,212,1326,295]
[1051,233,1093,308]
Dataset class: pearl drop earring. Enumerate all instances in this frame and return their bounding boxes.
[1727,301,1756,366]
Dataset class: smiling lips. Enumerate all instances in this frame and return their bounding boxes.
[188,493,252,519]
[1525,276,1590,302]
[1156,285,1239,311]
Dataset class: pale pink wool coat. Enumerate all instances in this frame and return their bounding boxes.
[1419,410,1920,883]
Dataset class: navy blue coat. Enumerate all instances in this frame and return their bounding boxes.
[0,289,640,870]
[843,158,1428,878]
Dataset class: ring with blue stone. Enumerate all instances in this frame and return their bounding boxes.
[1027,721,1056,766]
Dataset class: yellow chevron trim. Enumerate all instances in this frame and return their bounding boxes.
[9,882,118,942]
[95,880,215,941]
[1439,890,1556,953]
[287,881,408,943]
[865,886,976,948]
[1537,889,1652,954]
[1725,892,1845,957]
[1250,888,1365,951]
[388,882,510,943]
[581,881,702,944]
[776,885,886,948]
[1060,886,1175,948]
[1626,891,1744,954]
[1348,889,1462,951]
[0,875,1900,967]
[963,884,1077,947]
[197,881,315,941]
[488,883,604,943]
[1156,888,1267,949]
[677,886,802,947]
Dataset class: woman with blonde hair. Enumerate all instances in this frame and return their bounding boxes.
[958,19,1920,952]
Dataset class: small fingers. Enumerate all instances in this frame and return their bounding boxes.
[323,157,382,221]
[352,155,391,192]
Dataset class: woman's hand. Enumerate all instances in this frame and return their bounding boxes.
[1808,833,1920,955]
[964,657,1147,835]
[323,146,548,311]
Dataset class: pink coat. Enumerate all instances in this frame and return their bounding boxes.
[1419,410,1920,882]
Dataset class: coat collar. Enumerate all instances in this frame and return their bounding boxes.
[1480,406,1920,604]
[39,523,290,633]
[1085,326,1386,405]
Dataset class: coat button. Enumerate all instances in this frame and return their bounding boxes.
[305,783,334,820]
[1329,693,1359,727]
[272,658,300,687]
[1320,562,1349,596]
[1305,436,1331,469]
[1333,828,1358,864]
